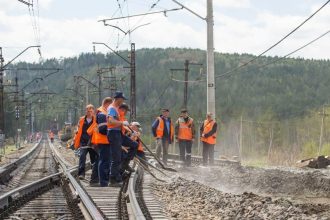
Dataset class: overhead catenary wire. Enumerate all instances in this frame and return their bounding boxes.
[113,0,173,49]
[215,0,330,79]
[218,29,330,80]
[142,80,172,113]
[254,30,330,70]
[125,0,131,43]
[169,29,330,83]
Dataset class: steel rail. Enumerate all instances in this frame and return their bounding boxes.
[0,138,42,183]
[127,168,146,220]
[48,138,105,220]
[0,172,61,210]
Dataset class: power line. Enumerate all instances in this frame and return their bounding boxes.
[125,0,131,43]
[146,80,172,112]
[215,0,330,79]
[218,29,330,79]
[107,1,181,49]
[130,0,162,31]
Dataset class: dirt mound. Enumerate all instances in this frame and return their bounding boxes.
[153,177,330,219]
[177,164,330,197]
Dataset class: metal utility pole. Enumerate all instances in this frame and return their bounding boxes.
[130,43,136,121]
[0,45,40,133]
[73,77,79,123]
[170,60,202,109]
[103,68,120,95]
[85,84,89,105]
[0,48,4,133]
[206,0,216,117]
[14,73,20,149]
[171,0,216,116]
[98,71,102,104]
[29,102,33,134]
[97,66,115,103]
[92,42,136,121]
[318,106,328,156]
[184,60,189,109]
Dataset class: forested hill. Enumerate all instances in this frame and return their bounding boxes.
[6,48,330,126]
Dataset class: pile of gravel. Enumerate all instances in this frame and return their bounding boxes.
[177,164,330,197]
[153,177,330,219]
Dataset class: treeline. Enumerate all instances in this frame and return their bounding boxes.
[4,48,330,162]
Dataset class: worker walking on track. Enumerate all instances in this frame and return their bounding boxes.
[49,131,54,143]
[107,91,130,187]
[200,112,217,166]
[175,109,195,166]
[87,97,112,187]
[152,108,174,165]
[74,104,99,184]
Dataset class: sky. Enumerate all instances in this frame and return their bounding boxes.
[0,0,329,63]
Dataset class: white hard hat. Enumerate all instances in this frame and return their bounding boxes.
[131,121,141,127]
[131,121,142,132]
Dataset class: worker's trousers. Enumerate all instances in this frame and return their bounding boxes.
[78,146,98,182]
[156,138,169,165]
[202,142,214,166]
[98,144,111,187]
[178,140,192,166]
[107,130,122,183]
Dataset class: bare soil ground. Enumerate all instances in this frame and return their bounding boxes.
[0,142,34,166]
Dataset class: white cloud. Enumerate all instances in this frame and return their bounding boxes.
[0,0,329,63]
[212,5,330,59]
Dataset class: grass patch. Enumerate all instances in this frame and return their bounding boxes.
[1,144,18,155]
[242,157,268,167]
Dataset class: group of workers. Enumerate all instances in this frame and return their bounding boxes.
[152,108,217,167]
[72,90,218,187]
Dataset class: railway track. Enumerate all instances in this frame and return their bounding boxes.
[49,136,168,220]
[0,139,56,195]
[0,135,168,219]
[0,139,42,186]
[0,136,82,219]
[166,152,241,167]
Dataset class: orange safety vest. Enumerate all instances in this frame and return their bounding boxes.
[49,132,54,139]
[129,131,144,152]
[156,117,174,141]
[87,107,109,145]
[177,118,193,141]
[118,109,128,134]
[74,116,85,149]
[137,140,143,152]
[201,120,217,145]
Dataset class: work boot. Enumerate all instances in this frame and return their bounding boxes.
[89,181,99,187]
[122,171,131,181]
[78,175,85,180]
[109,178,123,187]
[122,159,135,173]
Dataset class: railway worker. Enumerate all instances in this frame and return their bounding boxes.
[175,109,195,167]
[200,112,217,166]
[107,91,130,186]
[87,97,113,187]
[49,131,55,143]
[74,104,98,183]
[118,103,138,174]
[152,108,174,165]
[130,122,145,161]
